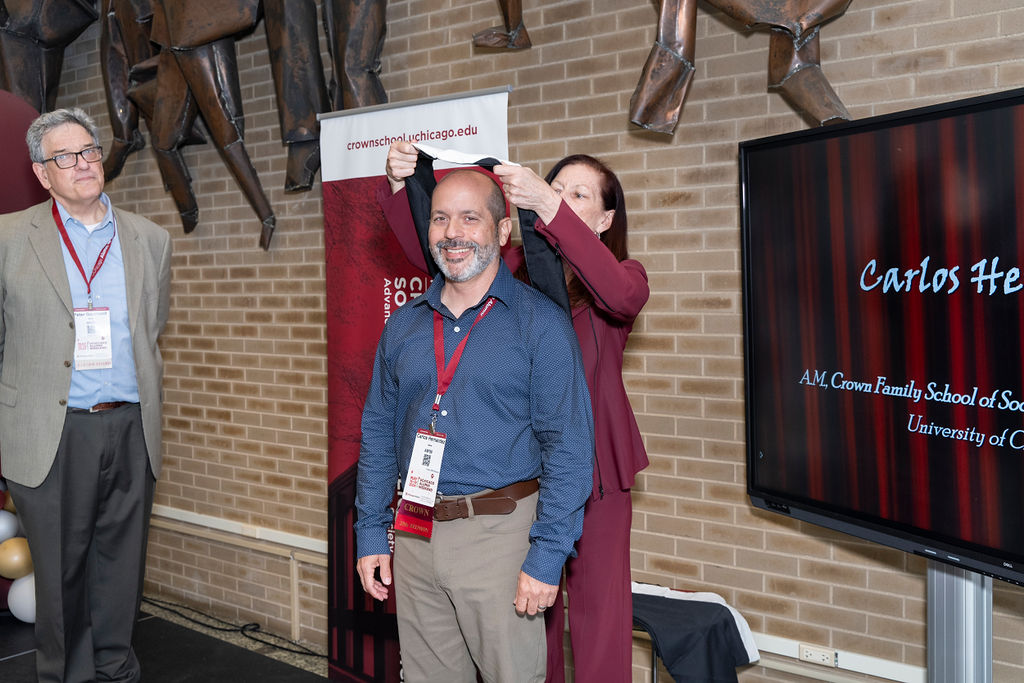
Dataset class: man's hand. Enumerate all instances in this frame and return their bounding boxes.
[513,571,558,616]
[385,141,418,193]
[356,554,393,601]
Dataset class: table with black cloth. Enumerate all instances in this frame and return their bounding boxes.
[631,583,759,682]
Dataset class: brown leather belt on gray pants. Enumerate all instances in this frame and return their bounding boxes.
[67,401,132,414]
[433,479,539,521]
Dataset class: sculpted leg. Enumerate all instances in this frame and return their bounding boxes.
[767,28,850,125]
[472,0,530,50]
[263,0,329,192]
[628,0,698,134]
[149,49,200,233]
[172,39,276,248]
[323,0,388,110]
[0,33,49,112]
[101,0,146,180]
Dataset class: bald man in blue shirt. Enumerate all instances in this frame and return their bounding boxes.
[355,169,594,682]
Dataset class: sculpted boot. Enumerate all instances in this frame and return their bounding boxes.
[472,0,531,49]
[767,27,851,125]
[629,40,695,134]
[472,20,530,49]
[628,0,697,134]
[285,140,321,193]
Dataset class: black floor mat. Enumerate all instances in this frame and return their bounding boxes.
[0,611,326,682]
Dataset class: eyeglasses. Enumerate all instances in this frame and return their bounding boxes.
[41,146,103,169]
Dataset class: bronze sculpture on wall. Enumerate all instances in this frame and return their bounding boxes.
[101,0,279,248]
[1,0,387,249]
[100,0,388,249]
[630,0,853,133]
[4,0,852,243]
[475,0,853,132]
[0,0,100,112]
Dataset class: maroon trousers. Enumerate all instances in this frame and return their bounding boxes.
[545,488,633,682]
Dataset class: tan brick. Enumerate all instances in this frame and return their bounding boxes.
[800,559,869,588]
[736,588,804,625]
[764,575,829,603]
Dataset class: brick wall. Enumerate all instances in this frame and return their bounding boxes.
[50,1,1024,680]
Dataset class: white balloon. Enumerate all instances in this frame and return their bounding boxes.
[8,573,35,623]
[0,510,17,544]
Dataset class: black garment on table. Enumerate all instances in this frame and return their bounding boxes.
[632,593,751,682]
[405,150,571,314]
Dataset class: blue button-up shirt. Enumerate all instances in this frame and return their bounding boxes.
[55,195,140,408]
[355,263,595,584]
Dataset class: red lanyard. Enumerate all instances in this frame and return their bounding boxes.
[431,297,497,419]
[51,200,116,308]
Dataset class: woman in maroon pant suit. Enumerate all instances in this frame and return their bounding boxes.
[382,142,650,682]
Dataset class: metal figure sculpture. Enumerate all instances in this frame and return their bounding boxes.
[0,0,99,112]
[630,0,852,133]
[99,0,278,247]
[475,0,852,132]
[1,0,387,248]
[100,0,387,248]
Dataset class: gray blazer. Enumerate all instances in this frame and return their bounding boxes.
[0,200,172,487]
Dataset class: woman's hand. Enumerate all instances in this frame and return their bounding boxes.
[385,141,418,193]
[493,164,562,224]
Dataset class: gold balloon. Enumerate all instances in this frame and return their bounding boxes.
[2,494,14,514]
[0,537,32,580]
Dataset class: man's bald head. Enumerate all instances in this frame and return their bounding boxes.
[433,169,507,231]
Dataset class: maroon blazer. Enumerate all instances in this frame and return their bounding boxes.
[380,183,650,496]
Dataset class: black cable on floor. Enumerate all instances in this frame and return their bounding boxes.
[142,596,327,659]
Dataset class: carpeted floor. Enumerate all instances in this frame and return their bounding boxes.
[0,602,328,682]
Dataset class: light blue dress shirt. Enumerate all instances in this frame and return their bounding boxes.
[55,194,140,408]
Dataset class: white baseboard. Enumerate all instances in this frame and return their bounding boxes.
[754,633,926,683]
[151,504,327,555]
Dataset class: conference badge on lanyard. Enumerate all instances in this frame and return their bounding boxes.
[73,308,113,370]
[394,429,446,538]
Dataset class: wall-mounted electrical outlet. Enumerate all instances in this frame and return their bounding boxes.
[798,643,837,667]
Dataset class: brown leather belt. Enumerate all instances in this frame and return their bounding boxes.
[68,401,131,414]
[433,479,539,521]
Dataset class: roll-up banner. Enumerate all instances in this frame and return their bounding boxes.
[319,87,510,681]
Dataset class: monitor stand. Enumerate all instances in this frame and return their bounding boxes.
[927,560,992,682]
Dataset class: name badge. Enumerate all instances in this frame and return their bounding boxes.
[73,307,113,370]
[394,429,446,538]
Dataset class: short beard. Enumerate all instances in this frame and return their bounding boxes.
[430,238,499,283]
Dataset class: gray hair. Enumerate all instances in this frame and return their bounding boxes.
[25,108,100,163]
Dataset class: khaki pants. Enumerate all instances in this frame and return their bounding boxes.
[394,491,545,683]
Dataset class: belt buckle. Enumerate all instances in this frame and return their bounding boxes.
[89,404,102,413]
[433,496,468,521]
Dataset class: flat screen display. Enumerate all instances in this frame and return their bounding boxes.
[741,88,1024,585]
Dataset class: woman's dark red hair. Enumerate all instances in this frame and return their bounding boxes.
[544,154,629,307]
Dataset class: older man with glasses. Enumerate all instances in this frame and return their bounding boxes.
[0,107,171,683]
